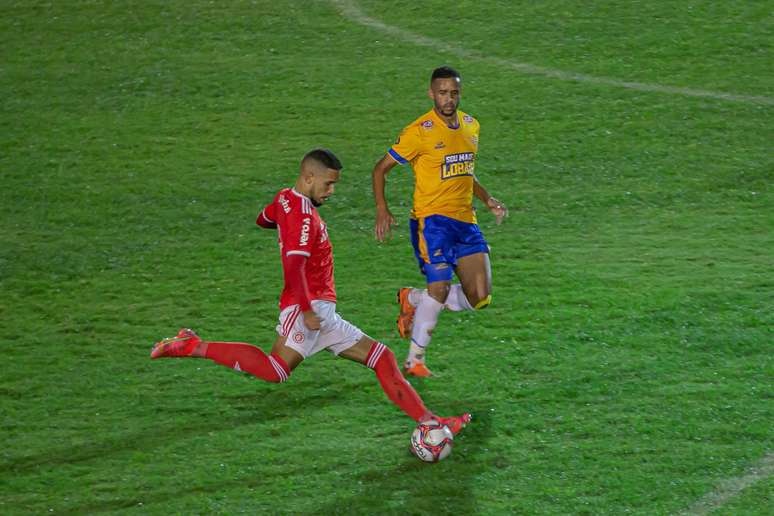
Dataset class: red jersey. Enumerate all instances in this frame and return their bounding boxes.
[258,188,336,310]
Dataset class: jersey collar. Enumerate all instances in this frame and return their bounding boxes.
[291,188,311,202]
[430,108,460,130]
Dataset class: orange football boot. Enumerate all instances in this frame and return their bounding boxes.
[396,287,416,339]
[150,328,203,358]
[403,361,433,378]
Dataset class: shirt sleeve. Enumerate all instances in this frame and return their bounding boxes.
[283,253,312,311]
[388,124,422,165]
[256,202,278,229]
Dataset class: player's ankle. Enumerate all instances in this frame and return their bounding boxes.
[407,341,426,362]
[191,341,208,358]
[418,410,436,422]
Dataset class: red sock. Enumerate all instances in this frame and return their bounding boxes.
[204,342,290,383]
[367,342,430,421]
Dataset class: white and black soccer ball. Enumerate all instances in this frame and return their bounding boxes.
[410,419,454,463]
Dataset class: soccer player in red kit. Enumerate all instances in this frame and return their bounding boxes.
[151,148,471,435]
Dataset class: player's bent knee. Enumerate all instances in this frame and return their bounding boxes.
[474,294,492,310]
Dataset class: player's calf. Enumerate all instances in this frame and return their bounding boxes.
[440,284,492,311]
[151,331,291,383]
[204,342,291,383]
[366,342,428,421]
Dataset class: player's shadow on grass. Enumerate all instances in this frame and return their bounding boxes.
[0,379,351,476]
[47,398,492,515]
[56,404,495,515]
[306,405,495,515]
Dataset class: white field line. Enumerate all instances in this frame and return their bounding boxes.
[330,0,774,106]
[680,452,774,515]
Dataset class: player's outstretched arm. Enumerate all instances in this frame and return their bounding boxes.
[473,178,508,225]
[372,155,399,241]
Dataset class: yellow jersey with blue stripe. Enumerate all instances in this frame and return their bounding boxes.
[388,108,480,223]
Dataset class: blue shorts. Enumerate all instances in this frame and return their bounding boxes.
[410,215,489,283]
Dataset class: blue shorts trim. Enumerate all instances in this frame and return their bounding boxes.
[409,215,489,282]
[424,262,454,282]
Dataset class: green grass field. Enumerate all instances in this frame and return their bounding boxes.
[1,1,772,514]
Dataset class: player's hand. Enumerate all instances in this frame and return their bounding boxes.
[486,197,508,225]
[303,310,321,331]
[375,205,397,241]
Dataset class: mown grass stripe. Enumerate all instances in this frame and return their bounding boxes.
[331,0,774,106]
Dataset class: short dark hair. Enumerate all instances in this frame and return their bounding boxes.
[302,148,343,171]
[430,66,461,83]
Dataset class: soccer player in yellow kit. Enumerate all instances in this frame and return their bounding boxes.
[372,66,508,377]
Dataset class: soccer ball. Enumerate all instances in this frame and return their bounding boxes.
[410,419,454,462]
